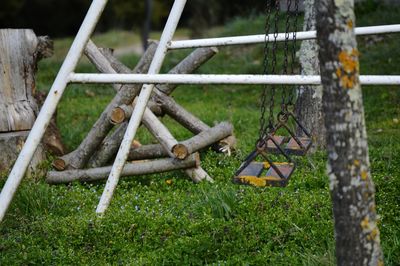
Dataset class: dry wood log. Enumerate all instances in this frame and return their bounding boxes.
[47,153,200,184]
[141,107,184,158]
[54,42,158,170]
[172,122,233,159]
[156,92,209,133]
[127,144,169,160]
[155,47,219,95]
[0,29,54,172]
[110,102,162,124]
[87,47,219,167]
[185,166,214,183]
[86,122,128,168]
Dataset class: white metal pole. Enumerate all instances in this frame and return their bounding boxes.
[0,0,108,222]
[95,0,187,215]
[69,73,400,86]
[167,24,400,49]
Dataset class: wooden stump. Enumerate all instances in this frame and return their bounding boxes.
[0,29,54,174]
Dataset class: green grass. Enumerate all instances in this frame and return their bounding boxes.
[1,7,400,265]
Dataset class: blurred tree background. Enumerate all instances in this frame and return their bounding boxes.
[0,0,267,37]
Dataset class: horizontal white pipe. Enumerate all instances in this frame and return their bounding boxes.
[69,73,400,86]
[168,24,400,49]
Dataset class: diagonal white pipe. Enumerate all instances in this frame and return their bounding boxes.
[95,0,187,215]
[0,0,109,222]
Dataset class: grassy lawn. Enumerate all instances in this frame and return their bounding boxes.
[1,6,399,265]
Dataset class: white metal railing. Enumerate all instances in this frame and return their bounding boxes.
[70,73,400,86]
[168,24,400,49]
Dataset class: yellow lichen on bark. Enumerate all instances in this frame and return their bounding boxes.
[361,216,370,230]
[336,49,360,89]
[361,170,368,180]
[347,19,353,29]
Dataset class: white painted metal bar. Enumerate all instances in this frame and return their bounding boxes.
[95,0,187,215]
[168,24,400,49]
[0,0,108,222]
[69,73,400,86]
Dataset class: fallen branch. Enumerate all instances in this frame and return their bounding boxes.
[172,122,233,159]
[47,153,200,184]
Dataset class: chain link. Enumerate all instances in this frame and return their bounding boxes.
[258,0,273,143]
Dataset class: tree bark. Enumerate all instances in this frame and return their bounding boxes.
[47,153,200,184]
[295,0,326,151]
[0,29,39,132]
[54,42,158,170]
[316,1,383,265]
[0,29,54,173]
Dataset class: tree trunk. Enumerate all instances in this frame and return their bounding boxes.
[0,29,39,132]
[315,1,383,265]
[0,29,55,173]
[295,0,326,150]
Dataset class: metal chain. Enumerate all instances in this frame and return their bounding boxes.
[258,0,273,143]
[288,0,299,107]
[280,0,292,113]
[266,1,280,133]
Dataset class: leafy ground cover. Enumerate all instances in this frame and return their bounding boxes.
[1,6,399,265]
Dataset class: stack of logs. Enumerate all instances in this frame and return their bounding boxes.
[46,40,235,184]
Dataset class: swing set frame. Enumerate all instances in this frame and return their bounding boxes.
[1,0,400,221]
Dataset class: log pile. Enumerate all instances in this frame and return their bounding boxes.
[47,40,236,184]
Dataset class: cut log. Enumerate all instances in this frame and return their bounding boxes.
[87,123,128,168]
[172,122,233,159]
[47,153,200,184]
[155,47,219,95]
[141,107,184,158]
[127,144,169,161]
[54,42,158,170]
[110,102,162,124]
[87,46,219,167]
[185,166,214,183]
[156,92,209,133]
